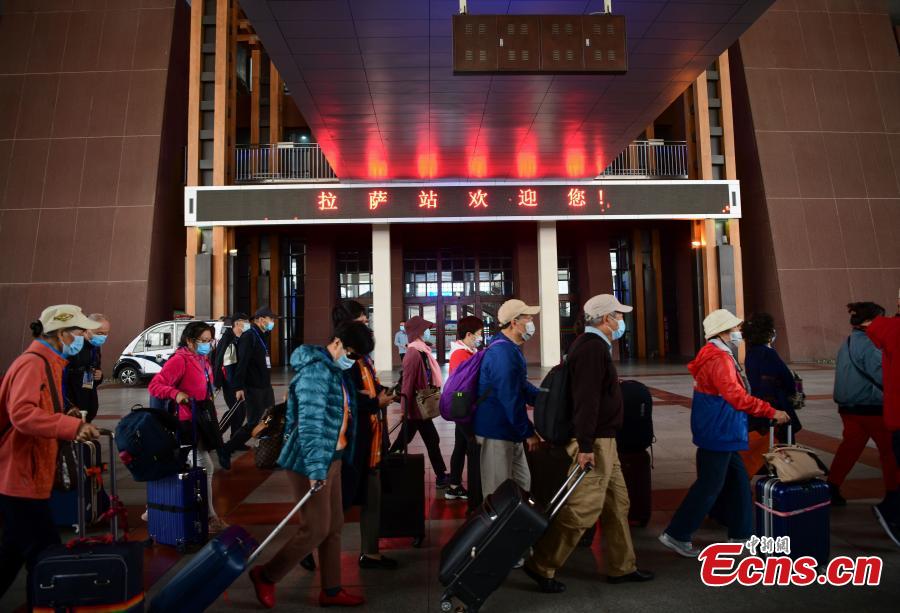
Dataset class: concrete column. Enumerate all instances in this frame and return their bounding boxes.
[537,221,561,367]
[372,224,393,373]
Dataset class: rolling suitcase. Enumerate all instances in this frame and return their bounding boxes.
[33,430,145,613]
[379,404,425,546]
[147,444,209,551]
[439,465,590,613]
[149,483,322,613]
[50,439,111,529]
[619,448,652,527]
[525,443,573,508]
[755,425,830,566]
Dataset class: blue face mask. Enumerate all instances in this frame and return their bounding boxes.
[612,318,626,341]
[264,321,275,332]
[89,334,107,347]
[336,354,355,370]
[62,334,84,357]
[423,329,433,342]
[196,342,213,356]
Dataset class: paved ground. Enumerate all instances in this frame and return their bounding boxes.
[3,361,898,612]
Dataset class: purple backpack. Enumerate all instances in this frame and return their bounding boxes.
[439,339,507,424]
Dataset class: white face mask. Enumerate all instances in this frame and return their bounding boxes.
[522,320,536,341]
[729,330,744,345]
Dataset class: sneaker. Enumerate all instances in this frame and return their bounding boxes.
[436,474,451,489]
[445,485,469,500]
[828,482,847,507]
[140,508,148,522]
[872,504,900,548]
[319,589,366,607]
[300,553,317,572]
[658,532,700,558]
[208,517,229,533]
[249,566,276,609]
[358,554,399,570]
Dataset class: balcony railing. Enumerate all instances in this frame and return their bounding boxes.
[234,143,337,183]
[600,140,689,178]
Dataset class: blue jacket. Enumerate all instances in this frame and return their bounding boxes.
[278,345,357,481]
[473,335,539,442]
[834,329,883,412]
[745,344,802,433]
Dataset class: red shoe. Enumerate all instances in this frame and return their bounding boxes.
[250,566,276,609]
[318,589,366,607]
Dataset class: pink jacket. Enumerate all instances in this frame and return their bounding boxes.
[0,341,82,499]
[148,348,214,420]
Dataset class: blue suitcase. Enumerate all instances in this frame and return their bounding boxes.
[755,426,830,566]
[147,466,209,552]
[149,485,320,612]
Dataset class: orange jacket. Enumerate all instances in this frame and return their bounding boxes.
[0,341,82,499]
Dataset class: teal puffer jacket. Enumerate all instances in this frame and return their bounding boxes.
[277,345,356,481]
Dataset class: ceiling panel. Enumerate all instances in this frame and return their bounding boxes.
[243,0,775,179]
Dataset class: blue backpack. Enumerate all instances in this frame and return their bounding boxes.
[114,405,183,482]
[439,339,508,424]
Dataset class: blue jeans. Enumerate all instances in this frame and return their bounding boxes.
[665,449,752,542]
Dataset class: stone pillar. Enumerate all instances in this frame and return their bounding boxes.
[372,224,393,373]
[537,221,561,368]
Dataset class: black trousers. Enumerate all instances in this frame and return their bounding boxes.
[449,424,483,509]
[224,386,275,453]
[390,419,447,476]
[0,494,61,608]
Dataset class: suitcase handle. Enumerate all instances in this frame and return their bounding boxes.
[547,463,592,521]
[247,481,324,566]
[75,429,122,539]
[768,421,793,451]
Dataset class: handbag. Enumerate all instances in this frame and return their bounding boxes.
[252,402,287,469]
[415,351,441,420]
[763,445,828,483]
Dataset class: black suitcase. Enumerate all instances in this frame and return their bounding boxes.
[619,448,652,527]
[439,467,589,613]
[617,380,655,452]
[525,444,573,508]
[380,405,426,546]
[33,430,145,613]
[49,439,111,529]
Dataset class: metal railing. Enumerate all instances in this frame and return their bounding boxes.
[600,140,689,178]
[234,143,337,183]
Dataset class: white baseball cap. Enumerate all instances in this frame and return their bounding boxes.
[498,299,541,325]
[39,305,102,334]
[584,294,633,319]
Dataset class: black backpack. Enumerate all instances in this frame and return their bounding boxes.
[533,335,604,446]
[617,380,655,452]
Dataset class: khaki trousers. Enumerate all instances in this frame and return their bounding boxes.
[477,436,531,497]
[529,438,637,579]
[262,460,344,588]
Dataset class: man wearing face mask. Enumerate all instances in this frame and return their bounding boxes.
[218,307,278,470]
[474,299,542,499]
[394,323,408,365]
[62,313,110,423]
[659,309,790,558]
[214,313,248,440]
[526,295,653,593]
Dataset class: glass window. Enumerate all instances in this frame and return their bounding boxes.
[337,251,373,300]
[143,324,174,352]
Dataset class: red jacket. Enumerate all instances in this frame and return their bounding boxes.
[148,348,214,421]
[867,317,900,430]
[0,341,82,499]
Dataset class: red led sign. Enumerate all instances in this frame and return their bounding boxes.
[368,190,388,210]
[468,189,489,208]
[518,188,538,207]
[418,190,439,209]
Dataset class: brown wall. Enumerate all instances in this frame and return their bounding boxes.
[733,0,900,361]
[0,0,188,371]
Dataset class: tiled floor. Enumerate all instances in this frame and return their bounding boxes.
[3,361,898,612]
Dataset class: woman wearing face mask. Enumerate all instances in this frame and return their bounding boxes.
[738,312,802,479]
[659,309,790,558]
[148,321,227,532]
[390,316,451,488]
[446,316,485,508]
[0,305,102,607]
[249,321,373,609]
[63,313,110,423]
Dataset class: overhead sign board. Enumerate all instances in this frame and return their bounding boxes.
[185,180,740,226]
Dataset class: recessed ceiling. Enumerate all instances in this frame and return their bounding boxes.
[241,0,774,180]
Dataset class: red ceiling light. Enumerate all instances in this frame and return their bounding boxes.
[468,155,488,178]
[517,152,537,178]
[565,151,586,178]
[417,153,439,179]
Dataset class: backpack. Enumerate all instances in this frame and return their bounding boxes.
[114,405,183,482]
[533,334,605,445]
[438,340,508,424]
[617,380,655,452]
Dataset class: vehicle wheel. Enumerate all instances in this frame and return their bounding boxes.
[440,600,453,612]
[117,365,139,386]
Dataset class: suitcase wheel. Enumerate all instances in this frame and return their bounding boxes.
[441,600,453,613]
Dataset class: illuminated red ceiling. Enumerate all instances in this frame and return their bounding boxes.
[241,0,773,180]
